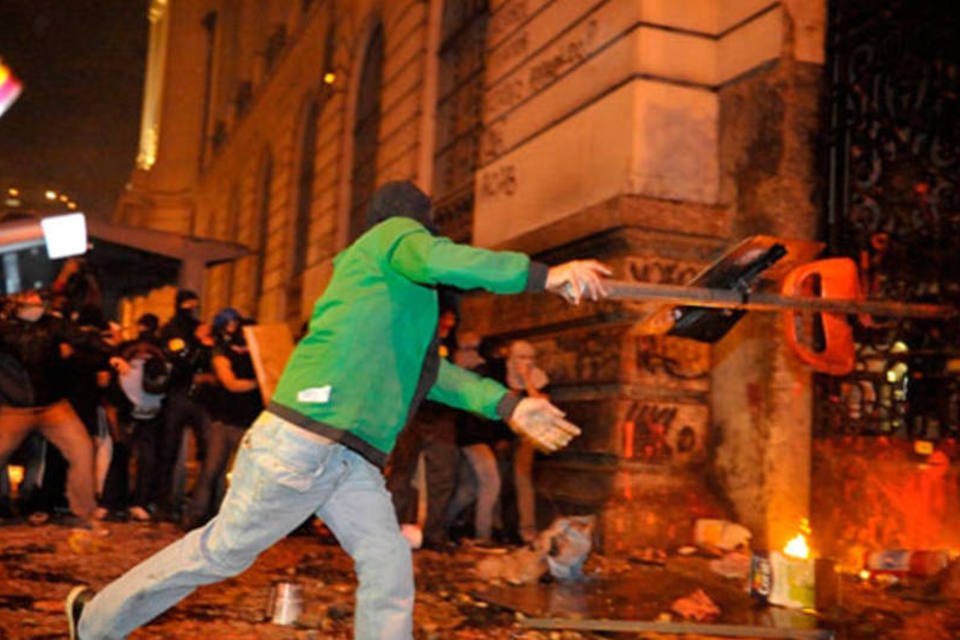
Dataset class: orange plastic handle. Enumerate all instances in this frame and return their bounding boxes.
[781,258,860,375]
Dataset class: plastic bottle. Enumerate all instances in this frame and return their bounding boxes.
[864,550,950,577]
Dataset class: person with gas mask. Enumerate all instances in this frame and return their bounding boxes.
[68,181,610,640]
[155,290,213,521]
[0,291,102,534]
[181,308,262,531]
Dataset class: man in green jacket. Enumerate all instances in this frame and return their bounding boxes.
[68,181,610,640]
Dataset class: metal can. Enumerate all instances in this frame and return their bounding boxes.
[749,552,772,602]
[266,581,303,625]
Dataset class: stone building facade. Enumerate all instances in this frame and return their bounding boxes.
[117,0,829,552]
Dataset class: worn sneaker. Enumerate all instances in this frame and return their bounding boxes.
[66,585,92,639]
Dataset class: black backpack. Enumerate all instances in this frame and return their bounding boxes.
[141,355,172,395]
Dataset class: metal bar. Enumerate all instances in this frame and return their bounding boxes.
[605,280,954,319]
[521,616,834,639]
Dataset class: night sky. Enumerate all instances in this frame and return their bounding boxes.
[0,0,148,219]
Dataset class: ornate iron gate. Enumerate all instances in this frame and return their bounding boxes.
[817,0,960,440]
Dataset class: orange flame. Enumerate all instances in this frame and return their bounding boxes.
[784,533,810,559]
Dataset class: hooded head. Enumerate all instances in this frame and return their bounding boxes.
[174,289,200,323]
[212,307,249,348]
[212,307,243,336]
[175,289,199,309]
[137,313,159,339]
[13,290,45,323]
[366,180,433,231]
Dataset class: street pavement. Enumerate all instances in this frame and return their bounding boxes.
[1,518,959,639]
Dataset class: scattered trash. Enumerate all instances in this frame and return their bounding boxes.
[693,519,752,552]
[265,581,302,625]
[669,588,721,622]
[627,547,667,566]
[939,559,960,599]
[475,546,547,586]
[474,515,596,585]
[709,550,751,579]
[66,529,110,555]
[865,549,950,578]
[540,516,595,581]
[767,551,815,609]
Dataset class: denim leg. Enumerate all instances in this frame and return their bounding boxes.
[79,413,347,639]
[444,450,476,532]
[463,444,501,541]
[318,449,414,640]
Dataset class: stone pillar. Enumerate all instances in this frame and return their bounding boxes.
[711,49,824,548]
[121,0,211,234]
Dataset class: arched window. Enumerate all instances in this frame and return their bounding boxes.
[348,24,384,242]
[253,152,273,311]
[432,1,489,242]
[288,98,319,321]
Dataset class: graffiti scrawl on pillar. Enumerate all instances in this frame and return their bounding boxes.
[621,400,708,465]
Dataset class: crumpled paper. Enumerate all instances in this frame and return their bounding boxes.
[670,588,721,621]
[474,515,596,585]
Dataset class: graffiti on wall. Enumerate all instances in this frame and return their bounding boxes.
[631,335,710,383]
[620,400,707,465]
[623,256,702,287]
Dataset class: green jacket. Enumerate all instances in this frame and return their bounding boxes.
[268,217,548,466]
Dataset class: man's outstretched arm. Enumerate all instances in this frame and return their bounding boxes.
[427,359,580,453]
[382,218,611,300]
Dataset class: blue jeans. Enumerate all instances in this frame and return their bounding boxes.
[79,412,414,639]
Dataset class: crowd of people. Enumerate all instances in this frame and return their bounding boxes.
[0,261,264,534]
[0,181,609,640]
[0,267,559,553]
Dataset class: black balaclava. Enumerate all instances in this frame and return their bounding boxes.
[365,180,435,233]
[174,289,200,322]
[137,313,159,341]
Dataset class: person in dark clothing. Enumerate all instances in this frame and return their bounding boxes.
[183,308,263,530]
[135,313,161,346]
[155,290,212,520]
[445,333,515,545]
[33,305,115,521]
[50,258,103,320]
[0,291,103,533]
[108,336,170,521]
[72,306,115,494]
[387,303,461,550]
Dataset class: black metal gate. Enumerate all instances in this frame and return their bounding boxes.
[816,0,960,440]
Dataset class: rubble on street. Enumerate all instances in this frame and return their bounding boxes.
[1,519,959,639]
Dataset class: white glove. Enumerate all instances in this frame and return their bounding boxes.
[545,260,612,304]
[508,397,581,453]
